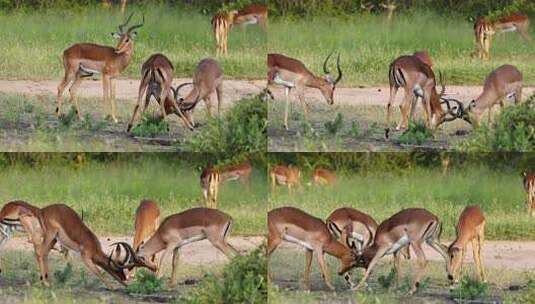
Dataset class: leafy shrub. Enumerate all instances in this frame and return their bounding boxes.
[398,121,433,145]
[53,262,73,285]
[125,270,164,295]
[181,245,267,304]
[58,107,79,128]
[377,268,396,289]
[324,113,343,135]
[184,96,267,154]
[450,276,489,301]
[459,95,535,151]
[131,114,169,138]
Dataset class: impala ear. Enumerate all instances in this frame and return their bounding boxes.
[523,171,527,177]
[111,32,121,39]
[130,31,138,38]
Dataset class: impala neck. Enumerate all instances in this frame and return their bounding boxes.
[116,48,134,73]
[323,237,352,259]
[305,75,328,90]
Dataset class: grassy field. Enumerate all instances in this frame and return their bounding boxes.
[269,159,532,240]
[269,13,535,86]
[0,4,265,80]
[0,155,267,235]
[269,249,535,303]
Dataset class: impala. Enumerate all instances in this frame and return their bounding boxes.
[267,53,343,130]
[473,14,531,60]
[126,53,194,132]
[35,204,154,288]
[111,199,160,279]
[466,64,523,127]
[268,207,357,290]
[523,172,535,216]
[211,11,237,56]
[200,162,252,209]
[174,58,224,126]
[270,165,302,192]
[109,208,238,285]
[0,201,68,273]
[354,208,449,294]
[380,1,397,23]
[385,52,465,138]
[312,168,336,186]
[233,3,268,31]
[361,2,375,13]
[326,207,377,254]
[447,206,486,284]
[56,13,144,123]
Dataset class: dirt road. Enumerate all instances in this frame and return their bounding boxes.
[3,236,264,266]
[0,79,266,106]
[279,240,535,270]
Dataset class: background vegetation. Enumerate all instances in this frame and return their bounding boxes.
[0,153,267,235]
[268,153,535,240]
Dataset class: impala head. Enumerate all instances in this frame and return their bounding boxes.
[447,245,463,283]
[431,72,471,128]
[111,13,145,54]
[321,52,343,105]
[338,251,359,275]
[354,245,377,269]
[108,242,157,273]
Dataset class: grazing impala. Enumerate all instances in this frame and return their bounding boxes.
[35,204,154,288]
[326,207,377,254]
[312,168,336,186]
[267,53,343,130]
[109,208,238,285]
[111,199,160,279]
[467,64,523,127]
[200,162,252,208]
[233,4,268,31]
[270,165,302,192]
[523,172,535,216]
[354,208,449,294]
[268,207,357,290]
[473,14,531,60]
[56,13,144,123]
[385,53,465,137]
[0,201,68,273]
[126,53,194,132]
[447,206,486,284]
[174,58,224,126]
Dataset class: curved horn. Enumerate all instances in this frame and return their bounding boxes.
[334,53,343,86]
[323,52,334,74]
[118,12,134,33]
[109,242,137,268]
[175,82,194,97]
[127,14,145,34]
[437,71,446,97]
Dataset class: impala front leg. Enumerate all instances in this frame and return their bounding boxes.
[284,87,291,130]
[110,78,118,123]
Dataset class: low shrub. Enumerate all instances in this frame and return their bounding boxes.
[450,276,489,301]
[131,114,169,138]
[324,113,343,135]
[125,270,164,295]
[398,121,433,145]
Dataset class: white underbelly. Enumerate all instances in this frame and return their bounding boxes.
[283,234,313,250]
[177,234,206,248]
[384,235,410,255]
[273,74,295,88]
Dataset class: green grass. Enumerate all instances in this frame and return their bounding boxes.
[0,4,265,80]
[269,12,535,86]
[0,155,267,235]
[269,164,532,240]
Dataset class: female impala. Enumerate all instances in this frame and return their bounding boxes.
[354,208,449,294]
[126,53,194,132]
[211,11,238,56]
[35,204,155,288]
[386,52,464,137]
[473,14,531,60]
[467,64,522,127]
[270,165,302,192]
[447,206,486,284]
[200,162,252,209]
[268,207,357,290]
[233,3,268,31]
[267,53,342,130]
[523,172,535,216]
[312,168,336,186]
[56,13,144,123]
[109,208,238,285]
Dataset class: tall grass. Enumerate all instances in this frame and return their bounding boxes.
[0,4,265,80]
[269,12,535,86]
[269,164,531,240]
[0,155,267,235]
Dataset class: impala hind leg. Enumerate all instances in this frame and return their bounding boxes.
[316,250,334,291]
[127,78,149,132]
[393,250,403,288]
[35,231,57,287]
[397,90,413,130]
[56,68,77,118]
[267,227,282,285]
[68,73,84,119]
[169,247,180,286]
[475,225,487,282]
[303,249,313,289]
[283,87,291,130]
[385,85,398,137]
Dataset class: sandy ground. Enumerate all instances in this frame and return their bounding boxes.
[2,235,264,266]
[0,79,267,106]
[268,85,535,106]
[279,240,535,270]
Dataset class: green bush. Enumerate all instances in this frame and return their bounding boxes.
[450,276,489,301]
[181,245,267,304]
[324,113,343,135]
[131,114,169,138]
[184,96,267,155]
[459,95,535,151]
[125,270,164,295]
[398,121,433,145]
[53,262,74,285]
